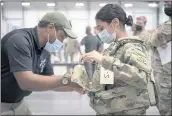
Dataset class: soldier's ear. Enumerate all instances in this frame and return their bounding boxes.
[112,18,120,27]
[47,23,55,34]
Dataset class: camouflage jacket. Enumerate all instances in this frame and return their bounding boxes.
[144,20,171,102]
[89,36,152,114]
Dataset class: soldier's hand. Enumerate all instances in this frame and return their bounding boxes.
[80,50,103,63]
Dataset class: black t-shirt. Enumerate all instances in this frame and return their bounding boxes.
[1,27,54,103]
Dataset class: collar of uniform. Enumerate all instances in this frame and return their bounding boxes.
[32,26,42,50]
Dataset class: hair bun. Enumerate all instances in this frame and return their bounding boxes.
[126,15,133,26]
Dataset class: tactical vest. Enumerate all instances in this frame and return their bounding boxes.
[150,20,171,107]
[89,36,156,114]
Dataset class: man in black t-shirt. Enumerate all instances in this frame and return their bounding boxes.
[1,12,82,115]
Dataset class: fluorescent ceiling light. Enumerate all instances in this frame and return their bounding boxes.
[1,2,3,6]
[124,3,133,8]
[148,3,158,7]
[99,3,107,7]
[47,3,55,7]
[75,2,84,7]
[22,2,30,6]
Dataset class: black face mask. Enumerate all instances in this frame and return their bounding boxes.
[135,25,143,31]
[164,7,172,17]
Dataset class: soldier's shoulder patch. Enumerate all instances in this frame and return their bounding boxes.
[125,47,151,73]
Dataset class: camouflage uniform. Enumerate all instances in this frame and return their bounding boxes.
[146,20,171,115]
[72,36,155,115]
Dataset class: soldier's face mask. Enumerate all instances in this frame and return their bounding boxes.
[97,22,116,44]
[164,1,172,17]
[164,7,172,17]
[44,27,63,52]
[135,25,143,31]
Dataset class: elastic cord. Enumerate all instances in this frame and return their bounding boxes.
[47,34,50,42]
[54,27,57,40]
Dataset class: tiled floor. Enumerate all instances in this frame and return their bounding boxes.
[25,66,160,115]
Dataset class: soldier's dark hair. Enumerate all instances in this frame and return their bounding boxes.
[38,20,63,30]
[96,4,133,27]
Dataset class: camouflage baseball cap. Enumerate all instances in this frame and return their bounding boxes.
[41,12,77,39]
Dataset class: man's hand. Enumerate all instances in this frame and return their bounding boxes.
[64,74,83,88]
[73,88,86,94]
[52,86,85,94]
[52,73,83,92]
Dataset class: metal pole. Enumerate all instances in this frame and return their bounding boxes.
[156,1,160,26]
[87,1,90,26]
[22,6,24,28]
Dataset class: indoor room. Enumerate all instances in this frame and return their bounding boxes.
[1,0,171,115]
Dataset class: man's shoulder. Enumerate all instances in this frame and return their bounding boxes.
[2,28,33,41]
[2,29,33,49]
[87,33,94,38]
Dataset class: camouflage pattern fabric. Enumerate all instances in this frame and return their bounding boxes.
[146,19,171,115]
[71,65,102,92]
[96,106,147,115]
[73,36,153,114]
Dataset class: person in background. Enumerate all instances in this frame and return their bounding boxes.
[63,37,81,63]
[51,50,62,63]
[80,26,103,81]
[132,16,147,36]
[80,4,154,115]
[94,26,101,35]
[63,37,82,73]
[1,12,83,115]
[94,26,104,53]
[142,1,171,115]
[57,49,62,62]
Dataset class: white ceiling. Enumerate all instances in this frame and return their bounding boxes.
[1,1,161,10]
[2,0,164,2]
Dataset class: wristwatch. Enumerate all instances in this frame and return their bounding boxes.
[61,74,71,85]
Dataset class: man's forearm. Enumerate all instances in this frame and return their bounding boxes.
[14,71,81,92]
[17,73,64,91]
[52,86,73,92]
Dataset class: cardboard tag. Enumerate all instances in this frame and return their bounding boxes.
[157,41,171,65]
[100,67,114,84]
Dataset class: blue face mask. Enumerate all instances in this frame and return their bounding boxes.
[44,29,63,52]
[97,23,116,44]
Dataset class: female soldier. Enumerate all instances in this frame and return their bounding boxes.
[81,4,152,115]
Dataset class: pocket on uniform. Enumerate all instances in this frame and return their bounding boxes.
[160,83,171,88]
[160,83,171,95]
[95,87,126,100]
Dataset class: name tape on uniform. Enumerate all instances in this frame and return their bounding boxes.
[100,67,114,84]
[157,41,171,65]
